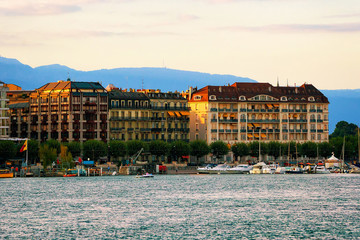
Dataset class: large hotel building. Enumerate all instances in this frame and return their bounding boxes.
[188,82,329,145]
[108,88,190,143]
[28,80,108,142]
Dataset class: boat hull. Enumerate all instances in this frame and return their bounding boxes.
[0,173,14,178]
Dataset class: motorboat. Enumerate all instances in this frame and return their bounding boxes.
[285,166,304,174]
[208,164,232,174]
[63,169,86,177]
[314,164,330,174]
[0,169,13,178]
[197,164,217,174]
[268,163,278,174]
[250,162,272,174]
[136,173,154,178]
[228,164,253,174]
[275,167,286,174]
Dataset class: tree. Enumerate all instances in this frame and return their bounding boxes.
[190,140,210,165]
[127,140,146,157]
[28,140,40,164]
[318,142,332,158]
[300,141,318,159]
[109,140,127,160]
[280,142,297,159]
[149,140,169,163]
[60,145,74,169]
[210,141,229,163]
[64,141,81,157]
[44,139,61,154]
[248,141,260,158]
[39,144,57,171]
[83,140,107,161]
[169,141,191,163]
[267,141,281,160]
[330,121,358,138]
[231,143,249,162]
[0,141,16,165]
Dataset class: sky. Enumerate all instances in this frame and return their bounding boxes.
[0,0,359,90]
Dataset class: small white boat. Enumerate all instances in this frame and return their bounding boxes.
[250,162,272,174]
[314,165,330,174]
[136,173,154,178]
[228,164,253,174]
[285,167,304,174]
[197,164,217,174]
[275,167,286,174]
[208,164,232,174]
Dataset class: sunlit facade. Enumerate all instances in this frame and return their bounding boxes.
[189,82,329,146]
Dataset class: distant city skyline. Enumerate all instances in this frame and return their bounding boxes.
[1,0,359,90]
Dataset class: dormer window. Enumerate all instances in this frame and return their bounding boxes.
[308,96,315,102]
[239,96,246,101]
[209,95,216,100]
[281,96,287,101]
[194,95,202,100]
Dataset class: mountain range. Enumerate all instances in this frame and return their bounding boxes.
[1,56,359,133]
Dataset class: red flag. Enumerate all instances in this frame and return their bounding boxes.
[20,140,27,152]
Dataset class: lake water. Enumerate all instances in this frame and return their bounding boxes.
[1,174,360,239]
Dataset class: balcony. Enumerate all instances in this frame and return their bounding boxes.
[210,108,218,112]
[218,119,238,123]
[219,129,225,133]
[310,129,316,133]
[289,119,307,123]
[211,129,217,133]
[140,128,151,132]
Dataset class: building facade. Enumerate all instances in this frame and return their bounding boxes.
[28,80,108,142]
[108,91,152,141]
[0,81,9,138]
[7,84,33,139]
[144,90,190,142]
[108,89,191,143]
[188,82,329,145]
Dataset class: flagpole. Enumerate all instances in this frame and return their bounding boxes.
[26,138,28,168]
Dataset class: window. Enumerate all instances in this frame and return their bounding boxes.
[194,95,202,100]
[281,96,287,101]
[239,96,246,101]
[209,95,216,100]
[308,96,315,102]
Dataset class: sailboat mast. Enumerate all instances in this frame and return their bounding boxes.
[259,136,261,162]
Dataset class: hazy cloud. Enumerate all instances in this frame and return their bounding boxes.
[0,4,81,16]
[220,22,360,33]
[178,14,199,22]
[325,13,360,18]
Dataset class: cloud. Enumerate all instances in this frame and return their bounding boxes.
[325,13,360,19]
[52,30,179,38]
[178,14,199,22]
[0,3,81,16]
[219,22,360,33]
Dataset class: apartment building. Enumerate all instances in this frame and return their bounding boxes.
[0,81,9,138]
[7,84,34,138]
[108,91,152,141]
[189,82,329,145]
[144,90,190,142]
[29,80,108,142]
